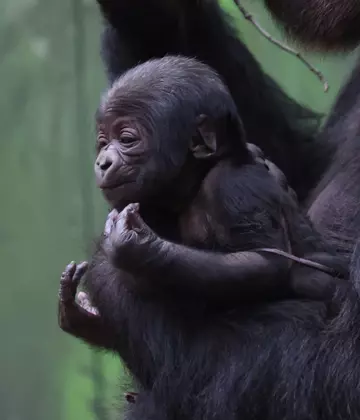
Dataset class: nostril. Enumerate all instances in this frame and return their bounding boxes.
[101,161,112,171]
[97,158,113,172]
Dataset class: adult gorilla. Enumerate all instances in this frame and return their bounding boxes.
[57,2,360,419]
[59,55,359,420]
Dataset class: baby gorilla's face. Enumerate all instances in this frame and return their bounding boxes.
[94,104,193,211]
[94,115,150,210]
[93,55,244,211]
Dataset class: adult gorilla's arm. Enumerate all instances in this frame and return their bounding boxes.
[307,58,360,262]
[95,0,324,203]
[263,0,360,51]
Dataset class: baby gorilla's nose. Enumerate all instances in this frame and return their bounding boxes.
[94,146,122,190]
[96,155,113,172]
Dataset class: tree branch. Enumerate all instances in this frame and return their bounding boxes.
[233,0,329,92]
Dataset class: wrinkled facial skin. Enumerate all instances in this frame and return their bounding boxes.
[94,116,149,210]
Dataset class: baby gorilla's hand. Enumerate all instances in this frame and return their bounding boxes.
[103,203,164,271]
[58,262,100,336]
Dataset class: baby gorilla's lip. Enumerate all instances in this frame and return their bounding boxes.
[99,179,134,192]
[99,179,131,189]
[100,183,127,190]
[100,184,117,190]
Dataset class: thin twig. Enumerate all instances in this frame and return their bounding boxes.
[233,0,329,92]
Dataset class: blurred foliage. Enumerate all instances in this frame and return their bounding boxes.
[0,0,356,419]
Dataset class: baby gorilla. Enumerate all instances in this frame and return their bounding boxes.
[59,56,346,346]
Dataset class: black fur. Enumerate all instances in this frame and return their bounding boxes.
[71,57,358,420]
[83,247,360,420]
[58,1,360,418]
[308,59,360,261]
[264,0,360,51]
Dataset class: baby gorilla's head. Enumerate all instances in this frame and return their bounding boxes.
[94,56,249,210]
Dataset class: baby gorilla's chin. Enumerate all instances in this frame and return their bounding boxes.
[101,184,142,213]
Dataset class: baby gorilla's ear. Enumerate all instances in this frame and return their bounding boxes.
[190,113,248,160]
[190,114,218,160]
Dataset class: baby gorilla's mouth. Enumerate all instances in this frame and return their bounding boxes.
[100,179,134,190]
[100,180,139,212]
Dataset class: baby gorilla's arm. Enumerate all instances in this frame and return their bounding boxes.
[103,204,289,301]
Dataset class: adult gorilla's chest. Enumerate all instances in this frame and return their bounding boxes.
[126,297,326,420]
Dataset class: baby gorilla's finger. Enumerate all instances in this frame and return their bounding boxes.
[118,204,139,232]
[76,291,88,307]
[126,205,145,232]
[61,261,76,280]
[59,262,77,303]
[127,202,140,213]
[104,209,118,236]
[73,261,89,285]
[77,291,100,316]
[104,218,114,236]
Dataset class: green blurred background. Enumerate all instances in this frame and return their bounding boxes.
[0,0,356,419]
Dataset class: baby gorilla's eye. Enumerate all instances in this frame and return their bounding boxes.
[119,129,138,144]
[120,135,135,144]
[97,134,108,151]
